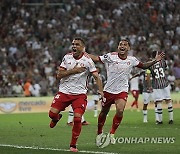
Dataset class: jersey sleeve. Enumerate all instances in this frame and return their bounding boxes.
[99,53,111,64]
[88,58,97,73]
[132,57,141,67]
[60,55,67,69]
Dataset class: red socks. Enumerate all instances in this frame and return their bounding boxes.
[131,101,138,108]
[97,113,107,135]
[70,117,82,146]
[49,111,60,121]
[110,114,123,134]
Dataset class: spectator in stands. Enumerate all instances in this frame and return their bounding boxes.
[0,0,179,96]
[23,79,32,97]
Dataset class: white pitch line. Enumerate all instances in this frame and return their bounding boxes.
[0,144,118,154]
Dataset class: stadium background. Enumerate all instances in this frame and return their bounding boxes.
[0,0,179,154]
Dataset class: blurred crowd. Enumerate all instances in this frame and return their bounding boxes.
[0,0,179,97]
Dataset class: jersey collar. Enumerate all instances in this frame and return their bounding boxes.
[118,53,127,60]
[73,52,84,60]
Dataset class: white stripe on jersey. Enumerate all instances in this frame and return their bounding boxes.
[99,52,140,94]
[59,52,97,94]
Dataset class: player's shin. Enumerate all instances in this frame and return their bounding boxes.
[49,110,62,128]
[143,110,148,123]
[70,116,82,147]
[167,101,173,121]
[154,105,159,122]
[110,114,123,134]
[94,103,98,117]
[157,103,163,123]
[97,112,107,135]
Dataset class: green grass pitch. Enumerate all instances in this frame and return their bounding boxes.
[0,108,180,154]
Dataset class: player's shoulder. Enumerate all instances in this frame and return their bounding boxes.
[83,52,91,59]
[65,52,73,56]
[127,55,137,60]
[63,52,73,59]
[110,52,118,55]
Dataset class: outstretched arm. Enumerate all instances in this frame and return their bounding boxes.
[88,54,100,63]
[56,64,86,79]
[139,52,165,69]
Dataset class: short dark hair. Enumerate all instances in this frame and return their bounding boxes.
[73,37,85,46]
[120,39,131,47]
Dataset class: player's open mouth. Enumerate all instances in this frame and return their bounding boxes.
[120,48,125,51]
[72,48,77,52]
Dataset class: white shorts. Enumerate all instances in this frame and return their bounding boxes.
[91,95,99,101]
[142,92,154,104]
[153,85,171,102]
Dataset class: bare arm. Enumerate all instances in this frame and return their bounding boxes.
[56,65,86,80]
[88,54,100,63]
[146,71,153,92]
[91,72,104,97]
[129,73,140,81]
[139,52,165,69]
[146,72,151,89]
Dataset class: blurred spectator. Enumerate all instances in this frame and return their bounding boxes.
[39,77,49,96]
[29,81,41,97]
[0,0,179,97]
[23,79,32,97]
[173,62,180,92]
[167,71,176,91]
[12,81,23,96]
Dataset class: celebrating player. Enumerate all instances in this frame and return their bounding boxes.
[149,51,173,124]
[48,37,104,152]
[89,39,165,148]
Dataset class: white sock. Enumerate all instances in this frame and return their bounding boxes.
[168,102,173,121]
[157,103,163,122]
[81,115,85,122]
[67,107,74,123]
[155,107,159,121]
[94,104,98,117]
[143,110,147,121]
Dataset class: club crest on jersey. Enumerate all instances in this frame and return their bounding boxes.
[104,54,108,58]
[127,62,130,65]
[80,63,85,67]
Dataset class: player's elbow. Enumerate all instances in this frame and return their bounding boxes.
[56,72,64,79]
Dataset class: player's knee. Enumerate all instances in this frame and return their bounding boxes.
[74,117,82,124]
[116,110,124,117]
[74,108,84,116]
[49,110,58,119]
[101,107,110,115]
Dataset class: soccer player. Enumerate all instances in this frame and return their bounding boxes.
[89,39,165,147]
[130,69,154,123]
[48,37,104,152]
[129,71,140,112]
[149,51,174,124]
[141,69,154,123]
